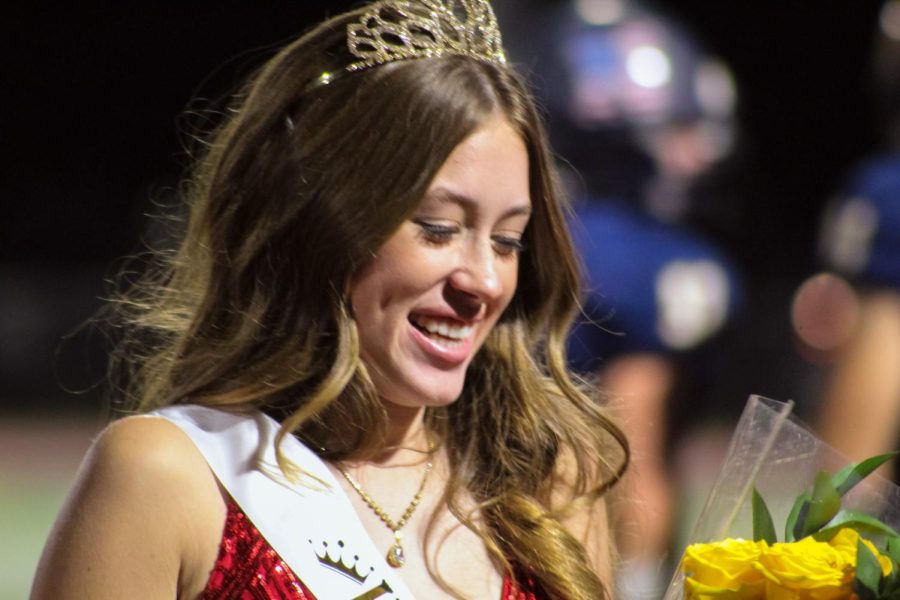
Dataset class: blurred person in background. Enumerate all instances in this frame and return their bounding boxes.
[497,0,743,596]
[795,0,900,480]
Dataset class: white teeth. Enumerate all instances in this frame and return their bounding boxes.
[411,315,473,340]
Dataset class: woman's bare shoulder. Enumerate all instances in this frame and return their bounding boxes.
[67,414,223,511]
[89,415,211,480]
[31,414,224,599]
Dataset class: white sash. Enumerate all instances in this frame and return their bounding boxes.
[150,404,416,600]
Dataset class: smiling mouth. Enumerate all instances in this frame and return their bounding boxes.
[409,314,474,347]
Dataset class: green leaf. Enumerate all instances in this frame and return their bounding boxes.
[811,509,900,542]
[832,452,899,496]
[752,487,778,544]
[879,568,900,600]
[786,491,810,542]
[855,580,878,600]
[795,471,842,538]
[785,453,899,544]
[855,539,884,600]
[886,536,900,564]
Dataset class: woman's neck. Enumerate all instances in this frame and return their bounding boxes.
[367,401,431,467]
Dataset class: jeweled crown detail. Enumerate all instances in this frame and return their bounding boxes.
[346,0,506,72]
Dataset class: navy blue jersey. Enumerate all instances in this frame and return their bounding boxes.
[820,152,900,288]
[567,200,742,373]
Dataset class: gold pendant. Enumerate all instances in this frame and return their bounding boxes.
[386,542,405,567]
[386,531,405,568]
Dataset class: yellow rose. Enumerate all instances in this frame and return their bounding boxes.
[755,535,855,600]
[682,530,892,599]
[827,527,892,577]
[682,538,767,599]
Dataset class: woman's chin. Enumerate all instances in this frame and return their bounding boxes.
[378,381,465,412]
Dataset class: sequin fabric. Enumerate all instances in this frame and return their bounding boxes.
[201,497,315,599]
[502,571,545,600]
[202,497,546,599]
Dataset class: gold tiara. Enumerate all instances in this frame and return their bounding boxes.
[346,0,506,71]
[303,1,506,92]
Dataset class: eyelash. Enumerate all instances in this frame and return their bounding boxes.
[493,236,526,256]
[413,220,526,256]
[415,220,458,243]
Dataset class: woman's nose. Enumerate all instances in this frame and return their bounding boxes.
[449,240,504,303]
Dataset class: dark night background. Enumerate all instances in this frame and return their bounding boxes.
[1,1,891,417]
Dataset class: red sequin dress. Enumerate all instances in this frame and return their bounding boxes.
[202,497,546,600]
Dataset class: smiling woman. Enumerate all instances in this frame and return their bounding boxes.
[30,1,628,599]
[352,117,531,411]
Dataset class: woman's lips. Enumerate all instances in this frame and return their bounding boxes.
[409,313,474,340]
[408,314,474,364]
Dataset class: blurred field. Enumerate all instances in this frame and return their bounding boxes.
[0,418,101,598]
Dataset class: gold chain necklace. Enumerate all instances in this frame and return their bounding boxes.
[336,444,434,568]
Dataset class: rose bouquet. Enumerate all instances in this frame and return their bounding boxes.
[664,396,900,600]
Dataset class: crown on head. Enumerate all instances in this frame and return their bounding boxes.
[346,0,506,72]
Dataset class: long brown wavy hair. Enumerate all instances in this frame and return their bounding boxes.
[110,4,628,598]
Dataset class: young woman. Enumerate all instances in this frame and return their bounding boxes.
[32,1,628,598]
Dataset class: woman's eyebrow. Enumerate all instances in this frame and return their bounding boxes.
[423,186,532,218]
